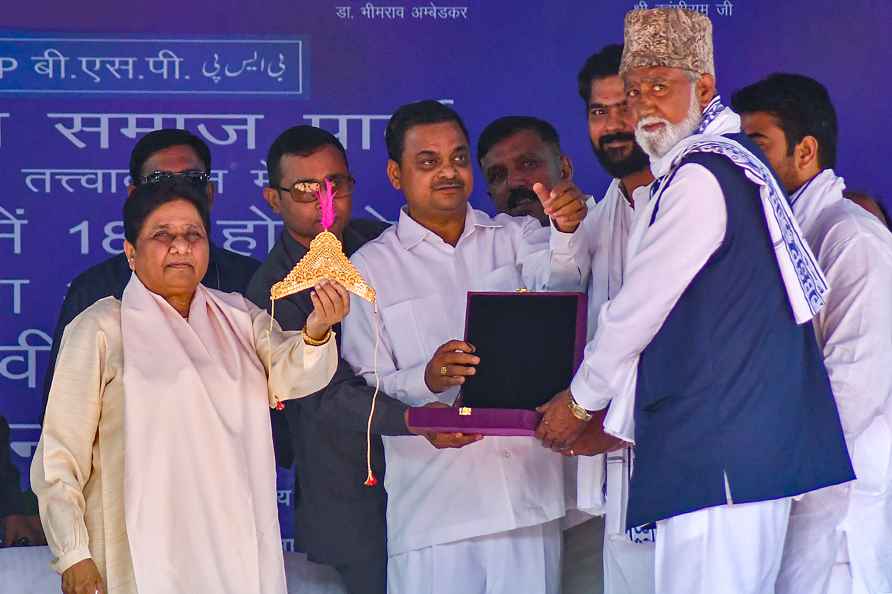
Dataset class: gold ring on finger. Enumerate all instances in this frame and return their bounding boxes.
[440,365,448,376]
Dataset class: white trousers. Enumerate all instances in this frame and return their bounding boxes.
[776,485,881,594]
[603,448,656,594]
[655,499,791,594]
[604,533,656,594]
[387,520,561,594]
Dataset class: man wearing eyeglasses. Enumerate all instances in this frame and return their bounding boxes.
[41,129,261,418]
[246,125,409,594]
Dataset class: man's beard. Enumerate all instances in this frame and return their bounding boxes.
[591,132,650,179]
[635,84,703,159]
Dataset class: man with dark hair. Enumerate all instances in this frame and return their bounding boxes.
[42,129,260,415]
[342,99,589,594]
[247,125,409,594]
[477,116,575,225]
[128,128,212,186]
[734,73,892,594]
[559,42,658,594]
[731,73,838,192]
[577,43,652,186]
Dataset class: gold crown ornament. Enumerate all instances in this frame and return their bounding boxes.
[270,230,376,304]
[268,178,381,488]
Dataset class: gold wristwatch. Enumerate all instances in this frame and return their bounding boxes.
[567,392,593,422]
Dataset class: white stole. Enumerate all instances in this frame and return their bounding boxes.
[121,274,286,594]
[577,181,643,521]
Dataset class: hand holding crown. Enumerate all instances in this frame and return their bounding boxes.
[304,279,351,342]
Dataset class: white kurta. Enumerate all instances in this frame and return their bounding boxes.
[569,164,727,423]
[342,205,588,562]
[574,180,657,594]
[776,169,892,594]
[31,284,337,594]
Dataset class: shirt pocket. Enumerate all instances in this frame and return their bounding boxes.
[380,293,454,369]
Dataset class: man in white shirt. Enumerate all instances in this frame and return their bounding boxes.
[536,9,854,594]
[341,99,588,594]
[476,113,603,589]
[733,73,892,594]
[565,42,657,594]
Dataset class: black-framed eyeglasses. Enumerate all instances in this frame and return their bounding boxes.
[275,174,356,204]
[139,169,211,188]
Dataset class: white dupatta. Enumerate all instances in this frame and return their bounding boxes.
[121,274,286,594]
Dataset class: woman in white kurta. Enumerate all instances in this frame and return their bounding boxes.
[31,180,348,594]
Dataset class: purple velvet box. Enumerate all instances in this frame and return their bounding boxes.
[408,291,587,436]
[407,407,542,436]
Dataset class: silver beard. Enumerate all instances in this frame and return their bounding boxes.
[635,84,703,159]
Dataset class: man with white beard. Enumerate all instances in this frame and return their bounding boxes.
[535,8,855,594]
[733,73,892,594]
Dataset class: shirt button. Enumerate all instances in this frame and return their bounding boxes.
[503,450,512,459]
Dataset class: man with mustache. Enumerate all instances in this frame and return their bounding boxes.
[537,9,854,593]
[478,116,582,226]
[561,43,658,594]
[341,100,589,594]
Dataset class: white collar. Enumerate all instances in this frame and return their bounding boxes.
[396,204,501,250]
[790,169,846,232]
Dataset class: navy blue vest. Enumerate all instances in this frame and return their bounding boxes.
[627,134,854,528]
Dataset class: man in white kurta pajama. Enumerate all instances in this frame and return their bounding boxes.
[570,43,658,594]
[536,9,855,594]
[734,73,892,594]
[342,100,589,594]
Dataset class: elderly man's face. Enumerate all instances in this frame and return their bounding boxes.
[481,129,565,224]
[388,121,473,221]
[125,199,209,304]
[624,66,708,158]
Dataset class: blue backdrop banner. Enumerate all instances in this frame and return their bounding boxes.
[2,0,890,549]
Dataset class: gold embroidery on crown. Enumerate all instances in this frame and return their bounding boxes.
[270,231,376,304]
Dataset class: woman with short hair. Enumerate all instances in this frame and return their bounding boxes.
[32,180,349,594]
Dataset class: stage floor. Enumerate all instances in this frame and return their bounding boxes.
[0,546,347,594]
[1,517,604,594]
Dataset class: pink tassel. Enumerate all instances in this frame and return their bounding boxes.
[318,178,335,231]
